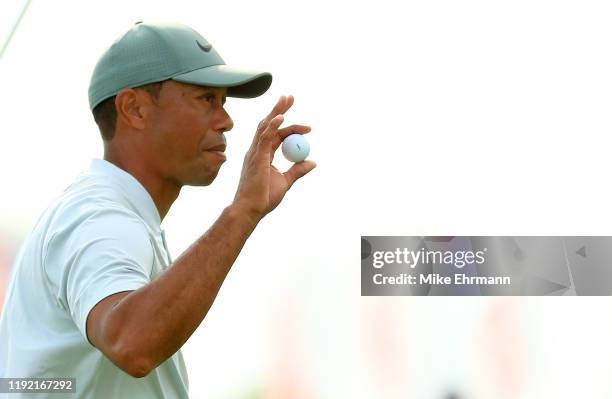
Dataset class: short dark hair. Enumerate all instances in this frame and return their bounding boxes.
[92,81,165,141]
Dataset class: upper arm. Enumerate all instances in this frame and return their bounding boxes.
[41,205,157,377]
[85,290,133,350]
[58,208,154,339]
[85,290,153,377]
[44,206,155,346]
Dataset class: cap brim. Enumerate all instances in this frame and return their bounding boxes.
[172,65,272,98]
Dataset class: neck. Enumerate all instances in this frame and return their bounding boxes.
[103,151,180,222]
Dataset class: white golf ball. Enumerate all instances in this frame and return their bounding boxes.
[281,134,310,163]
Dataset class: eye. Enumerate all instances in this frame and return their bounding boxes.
[198,93,227,107]
[199,94,215,103]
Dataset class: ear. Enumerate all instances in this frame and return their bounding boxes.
[115,88,153,130]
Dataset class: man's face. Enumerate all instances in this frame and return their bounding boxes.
[144,80,234,187]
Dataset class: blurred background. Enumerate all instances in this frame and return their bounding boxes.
[2,0,612,397]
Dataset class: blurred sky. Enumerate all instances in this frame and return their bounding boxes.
[2,0,612,398]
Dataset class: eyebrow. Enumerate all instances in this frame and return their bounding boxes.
[195,86,226,94]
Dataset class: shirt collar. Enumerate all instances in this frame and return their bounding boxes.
[88,159,162,230]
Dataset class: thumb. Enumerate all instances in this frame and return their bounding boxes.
[283,160,317,188]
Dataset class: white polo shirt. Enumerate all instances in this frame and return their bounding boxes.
[0,159,189,398]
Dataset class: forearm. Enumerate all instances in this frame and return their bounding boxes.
[104,203,260,372]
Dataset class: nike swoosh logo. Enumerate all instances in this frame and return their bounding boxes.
[196,40,212,52]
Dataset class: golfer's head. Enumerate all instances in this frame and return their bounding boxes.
[88,21,272,186]
[94,80,233,186]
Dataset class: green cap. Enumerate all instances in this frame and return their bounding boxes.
[88,21,273,110]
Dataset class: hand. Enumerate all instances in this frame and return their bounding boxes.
[233,95,316,221]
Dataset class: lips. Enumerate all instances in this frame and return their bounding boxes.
[205,143,227,161]
[207,144,227,153]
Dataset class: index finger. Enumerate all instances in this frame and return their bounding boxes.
[257,95,294,134]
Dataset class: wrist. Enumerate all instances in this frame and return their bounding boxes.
[226,201,263,227]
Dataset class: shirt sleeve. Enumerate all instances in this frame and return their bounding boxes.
[47,206,155,341]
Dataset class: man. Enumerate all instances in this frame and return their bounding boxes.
[0,21,316,398]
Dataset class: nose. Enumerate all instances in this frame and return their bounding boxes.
[215,106,234,133]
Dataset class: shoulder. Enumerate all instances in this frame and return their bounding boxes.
[44,177,154,261]
[57,175,151,235]
[39,177,157,308]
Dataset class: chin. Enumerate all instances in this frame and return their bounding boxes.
[184,171,219,187]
